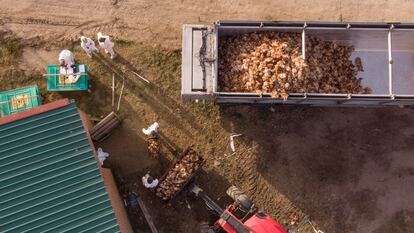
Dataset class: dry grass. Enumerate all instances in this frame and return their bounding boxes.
[0,33,23,66]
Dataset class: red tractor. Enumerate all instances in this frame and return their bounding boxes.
[191,185,287,233]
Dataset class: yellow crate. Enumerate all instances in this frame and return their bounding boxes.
[59,75,71,84]
[11,94,29,110]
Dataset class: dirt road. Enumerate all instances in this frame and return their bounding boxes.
[2,0,414,47]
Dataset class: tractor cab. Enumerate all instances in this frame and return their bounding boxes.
[244,212,286,233]
[191,185,287,233]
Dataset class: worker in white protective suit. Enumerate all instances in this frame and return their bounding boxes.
[97,148,109,166]
[142,173,159,189]
[59,49,74,70]
[58,49,80,83]
[80,36,97,58]
[97,32,116,59]
[142,122,160,136]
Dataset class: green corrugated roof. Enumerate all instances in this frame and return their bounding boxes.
[0,101,120,233]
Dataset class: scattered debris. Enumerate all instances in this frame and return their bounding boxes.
[306,218,324,233]
[116,75,125,111]
[112,73,115,106]
[132,70,151,84]
[146,136,161,157]
[229,133,243,152]
[184,195,192,209]
[223,152,236,158]
[127,192,138,208]
[213,160,221,167]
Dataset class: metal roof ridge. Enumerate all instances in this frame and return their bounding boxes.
[0,99,70,126]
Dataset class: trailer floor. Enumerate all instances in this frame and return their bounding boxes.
[1,1,414,232]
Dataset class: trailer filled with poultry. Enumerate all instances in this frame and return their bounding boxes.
[182,21,414,107]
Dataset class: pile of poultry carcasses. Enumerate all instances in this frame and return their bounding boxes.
[146,136,161,158]
[218,32,371,99]
[155,149,203,200]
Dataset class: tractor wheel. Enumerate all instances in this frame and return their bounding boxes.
[226,185,254,212]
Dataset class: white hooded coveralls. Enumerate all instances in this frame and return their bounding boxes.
[142,122,160,136]
[80,36,97,56]
[142,174,159,188]
[97,32,116,58]
[58,49,79,83]
[58,49,74,69]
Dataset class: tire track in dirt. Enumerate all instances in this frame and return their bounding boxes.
[228,144,306,228]
[0,0,124,42]
[1,18,81,27]
[0,16,123,43]
[46,18,121,40]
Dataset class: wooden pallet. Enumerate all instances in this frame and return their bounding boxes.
[90,112,121,142]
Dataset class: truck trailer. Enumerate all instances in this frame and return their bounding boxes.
[182,21,414,107]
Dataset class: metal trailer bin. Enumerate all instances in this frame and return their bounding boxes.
[182,21,414,107]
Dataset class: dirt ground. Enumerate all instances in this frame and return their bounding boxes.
[1,1,414,233]
[3,0,414,48]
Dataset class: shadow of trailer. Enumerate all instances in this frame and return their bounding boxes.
[182,21,414,107]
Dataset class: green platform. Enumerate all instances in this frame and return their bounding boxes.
[47,64,89,91]
[0,85,42,117]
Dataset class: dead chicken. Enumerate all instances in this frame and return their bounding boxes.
[146,136,161,158]
[354,57,364,72]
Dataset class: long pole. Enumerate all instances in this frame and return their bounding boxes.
[112,73,115,107]
[42,72,86,77]
[388,25,394,97]
[132,71,150,84]
[302,27,306,60]
[116,76,125,111]
[137,197,159,233]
